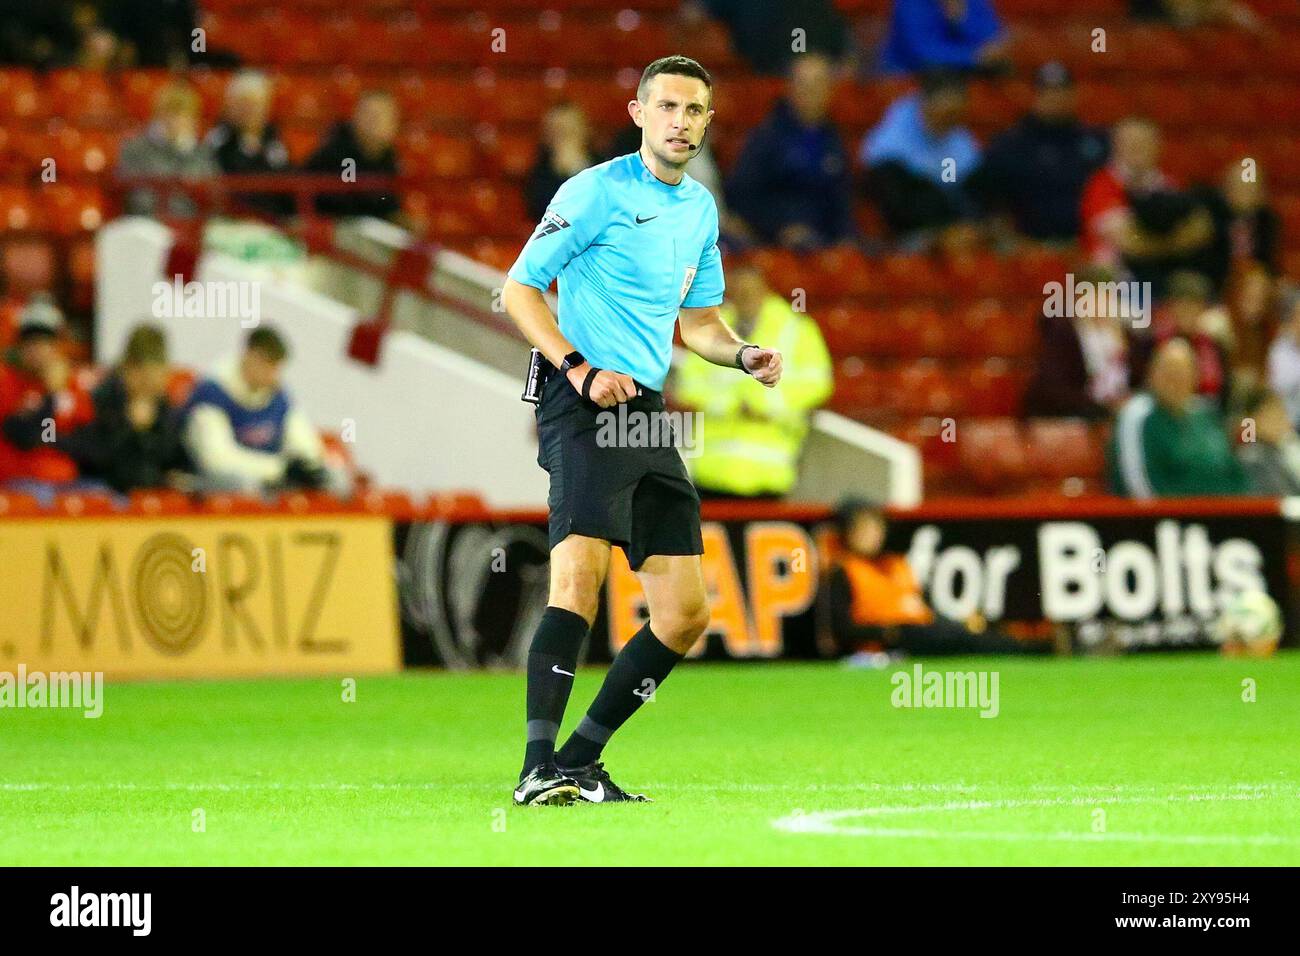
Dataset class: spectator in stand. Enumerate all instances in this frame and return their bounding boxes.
[61,324,186,494]
[1190,159,1280,294]
[101,0,198,68]
[860,70,982,251]
[671,260,833,498]
[1108,338,1248,498]
[879,0,1010,76]
[304,90,401,221]
[1237,388,1300,495]
[205,71,294,218]
[0,1,80,68]
[680,0,850,75]
[1023,266,1131,420]
[828,498,1045,658]
[524,102,596,222]
[117,81,219,220]
[0,296,96,501]
[974,62,1108,245]
[1266,287,1300,428]
[181,326,348,497]
[1131,271,1231,411]
[725,52,855,250]
[78,26,128,71]
[1079,117,1213,297]
[1210,262,1277,397]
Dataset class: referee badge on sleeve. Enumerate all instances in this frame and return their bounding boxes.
[679,266,697,304]
[533,210,571,239]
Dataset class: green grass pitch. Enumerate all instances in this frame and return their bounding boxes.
[3,654,1297,866]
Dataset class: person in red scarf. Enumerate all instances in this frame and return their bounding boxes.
[1131,271,1231,412]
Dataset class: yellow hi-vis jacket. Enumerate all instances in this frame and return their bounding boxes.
[671,295,833,496]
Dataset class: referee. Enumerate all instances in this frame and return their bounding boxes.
[503,56,783,805]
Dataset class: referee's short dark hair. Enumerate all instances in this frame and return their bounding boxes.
[246,326,288,363]
[637,56,712,104]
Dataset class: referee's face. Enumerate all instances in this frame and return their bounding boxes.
[632,74,713,168]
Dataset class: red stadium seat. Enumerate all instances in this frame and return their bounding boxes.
[278,491,343,514]
[894,359,958,417]
[49,71,121,127]
[45,185,108,236]
[748,248,806,302]
[879,254,941,301]
[483,130,538,180]
[822,304,891,357]
[47,128,119,180]
[274,74,335,126]
[400,130,476,179]
[957,418,1030,492]
[121,70,174,122]
[2,238,56,295]
[201,493,275,515]
[895,304,960,359]
[828,358,881,417]
[129,490,196,516]
[1024,418,1105,483]
[0,187,45,231]
[393,74,476,125]
[965,358,1027,416]
[808,246,877,301]
[891,416,961,484]
[956,299,1037,360]
[0,69,46,122]
[279,125,320,166]
[944,252,1011,301]
[0,492,43,516]
[52,492,119,516]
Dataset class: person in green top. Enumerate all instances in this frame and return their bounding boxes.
[672,259,833,497]
[1108,337,1250,497]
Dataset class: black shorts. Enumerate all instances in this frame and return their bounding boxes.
[535,370,704,571]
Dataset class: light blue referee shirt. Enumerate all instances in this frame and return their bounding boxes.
[507,151,725,391]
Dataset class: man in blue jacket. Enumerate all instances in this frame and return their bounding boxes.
[725,53,855,250]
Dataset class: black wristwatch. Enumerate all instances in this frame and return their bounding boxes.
[735,344,759,372]
[560,350,587,374]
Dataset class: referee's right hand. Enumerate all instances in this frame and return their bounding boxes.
[567,364,637,408]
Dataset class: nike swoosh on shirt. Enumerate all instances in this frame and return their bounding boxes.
[552,665,575,677]
[635,214,658,224]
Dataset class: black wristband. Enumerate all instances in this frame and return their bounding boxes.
[580,366,601,401]
[736,344,759,372]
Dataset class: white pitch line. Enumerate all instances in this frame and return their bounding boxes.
[772,788,1300,847]
[0,781,1293,794]
[776,826,1300,847]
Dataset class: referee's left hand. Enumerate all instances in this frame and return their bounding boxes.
[742,347,783,387]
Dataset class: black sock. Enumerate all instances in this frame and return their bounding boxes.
[556,622,683,770]
[521,606,589,778]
